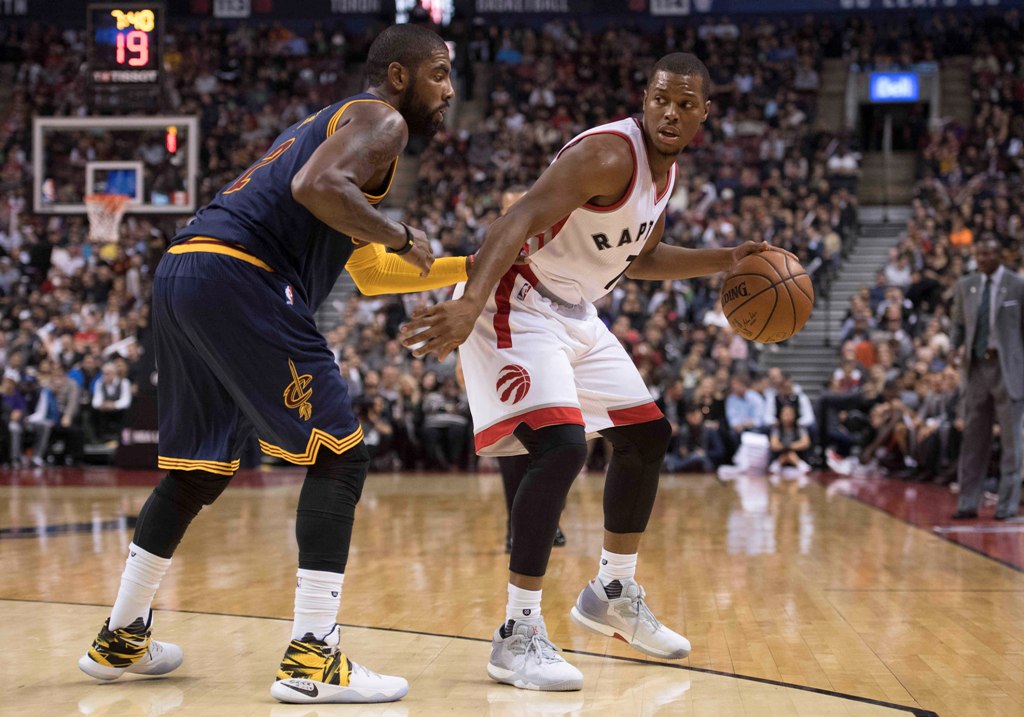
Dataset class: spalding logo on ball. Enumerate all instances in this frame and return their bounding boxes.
[496,364,531,404]
[721,251,814,344]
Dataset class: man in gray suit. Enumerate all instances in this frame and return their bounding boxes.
[951,237,1024,520]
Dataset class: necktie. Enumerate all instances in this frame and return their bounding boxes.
[973,276,991,360]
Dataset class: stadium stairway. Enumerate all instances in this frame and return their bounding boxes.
[940,56,973,128]
[761,206,910,398]
[813,58,849,133]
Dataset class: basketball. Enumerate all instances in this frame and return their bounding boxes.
[721,251,814,344]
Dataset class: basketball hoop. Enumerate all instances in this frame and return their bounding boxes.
[84,193,130,243]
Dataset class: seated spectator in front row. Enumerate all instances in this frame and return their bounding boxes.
[827,398,915,477]
[420,377,472,471]
[763,371,816,437]
[769,405,811,475]
[665,405,725,474]
[91,363,132,443]
[909,368,961,485]
[68,353,102,442]
[1,375,28,467]
[26,367,82,466]
[724,373,765,458]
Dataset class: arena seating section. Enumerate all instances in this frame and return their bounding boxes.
[1,13,1019,476]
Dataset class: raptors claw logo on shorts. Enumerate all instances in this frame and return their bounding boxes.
[496,364,531,404]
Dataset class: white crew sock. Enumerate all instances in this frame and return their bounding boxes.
[505,583,542,624]
[292,569,344,641]
[109,543,172,630]
[597,549,638,585]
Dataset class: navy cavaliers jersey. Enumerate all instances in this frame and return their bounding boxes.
[174,92,398,311]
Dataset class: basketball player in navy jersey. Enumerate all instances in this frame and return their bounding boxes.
[78,25,467,704]
[404,53,793,690]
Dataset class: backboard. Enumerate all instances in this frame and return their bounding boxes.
[33,115,199,215]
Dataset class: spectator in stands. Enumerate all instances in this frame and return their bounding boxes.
[826,142,861,188]
[420,376,471,471]
[68,353,101,441]
[665,404,724,474]
[884,251,913,289]
[768,405,811,475]
[1,375,27,466]
[689,376,727,439]
[91,362,131,442]
[949,214,973,248]
[763,371,815,434]
[359,395,396,471]
[26,366,80,466]
[724,373,764,448]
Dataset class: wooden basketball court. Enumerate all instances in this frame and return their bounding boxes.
[3,466,1022,716]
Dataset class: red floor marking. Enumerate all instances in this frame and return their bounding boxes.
[818,473,1024,572]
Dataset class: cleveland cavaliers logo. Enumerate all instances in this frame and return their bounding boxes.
[284,358,313,420]
[496,364,531,404]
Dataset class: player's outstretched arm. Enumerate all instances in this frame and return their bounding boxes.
[291,103,433,276]
[346,241,470,295]
[399,135,635,359]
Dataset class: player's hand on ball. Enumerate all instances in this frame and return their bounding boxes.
[730,241,798,267]
[400,299,478,360]
[401,225,434,277]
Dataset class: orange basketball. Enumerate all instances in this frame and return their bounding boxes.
[721,251,814,343]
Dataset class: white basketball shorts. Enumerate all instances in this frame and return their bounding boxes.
[455,267,662,457]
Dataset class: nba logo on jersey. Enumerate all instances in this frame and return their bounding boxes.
[496,364,531,404]
[516,283,531,301]
[284,285,294,305]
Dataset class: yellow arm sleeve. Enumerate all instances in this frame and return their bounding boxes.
[345,241,469,296]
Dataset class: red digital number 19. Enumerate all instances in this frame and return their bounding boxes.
[116,30,149,67]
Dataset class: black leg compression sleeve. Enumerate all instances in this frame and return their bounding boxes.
[599,418,672,535]
[133,470,233,558]
[499,453,532,517]
[295,443,370,574]
[508,424,587,577]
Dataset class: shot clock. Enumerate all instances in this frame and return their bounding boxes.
[88,4,162,84]
[87,3,164,109]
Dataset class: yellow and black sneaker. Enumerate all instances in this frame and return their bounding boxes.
[270,624,408,704]
[78,613,183,681]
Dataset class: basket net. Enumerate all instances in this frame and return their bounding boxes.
[84,193,130,243]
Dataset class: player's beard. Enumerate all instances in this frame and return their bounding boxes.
[653,145,683,160]
[400,78,446,138]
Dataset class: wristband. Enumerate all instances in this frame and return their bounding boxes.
[387,223,415,255]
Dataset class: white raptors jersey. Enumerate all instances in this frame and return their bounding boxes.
[525,117,677,305]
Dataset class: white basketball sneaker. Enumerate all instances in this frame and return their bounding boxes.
[487,617,583,691]
[78,613,183,681]
[570,578,690,659]
[271,624,408,704]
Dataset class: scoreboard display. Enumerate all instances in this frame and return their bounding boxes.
[87,3,163,86]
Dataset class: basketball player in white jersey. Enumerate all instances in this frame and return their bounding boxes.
[403,53,787,690]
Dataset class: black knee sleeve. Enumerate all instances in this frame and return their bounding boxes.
[600,418,671,534]
[295,443,370,574]
[498,453,532,517]
[134,470,233,558]
[508,424,587,577]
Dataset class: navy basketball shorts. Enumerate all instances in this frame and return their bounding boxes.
[152,246,361,475]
